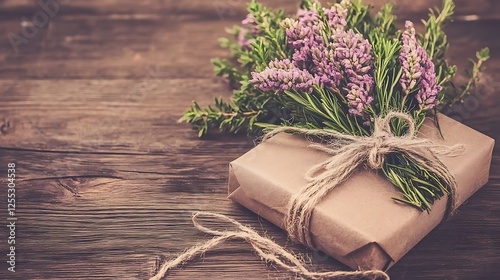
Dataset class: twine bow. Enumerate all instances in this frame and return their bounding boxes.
[262,112,465,248]
[150,212,389,280]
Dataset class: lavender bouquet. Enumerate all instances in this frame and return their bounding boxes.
[180,0,489,211]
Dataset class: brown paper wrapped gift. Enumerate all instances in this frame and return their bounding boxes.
[227,114,495,270]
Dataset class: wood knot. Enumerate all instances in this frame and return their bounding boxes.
[0,119,12,135]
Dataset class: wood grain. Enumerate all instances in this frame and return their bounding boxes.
[0,1,499,279]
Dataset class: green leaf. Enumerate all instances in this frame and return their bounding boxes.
[477,47,490,60]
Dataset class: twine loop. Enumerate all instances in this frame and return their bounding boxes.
[150,212,390,280]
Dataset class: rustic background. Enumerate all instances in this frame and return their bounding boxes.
[0,0,499,279]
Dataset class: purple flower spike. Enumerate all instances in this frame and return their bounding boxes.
[282,9,324,68]
[323,0,350,31]
[282,9,323,48]
[311,44,342,90]
[242,14,259,35]
[333,29,375,116]
[250,59,319,94]
[399,21,423,95]
[296,8,321,26]
[399,21,441,110]
[346,79,375,116]
[416,58,442,110]
[237,13,260,49]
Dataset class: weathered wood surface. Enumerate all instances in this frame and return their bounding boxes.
[0,0,499,279]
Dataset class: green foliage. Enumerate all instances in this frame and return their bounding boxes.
[346,0,374,36]
[420,0,455,63]
[179,0,490,211]
[180,0,290,136]
[442,47,490,110]
[383,153,450,212]
[179,97,275,137]
[373,3,397,36]
[279,86,369,136]
[419,0,457,107]
[418,0,490,109]
[369,32,402,116]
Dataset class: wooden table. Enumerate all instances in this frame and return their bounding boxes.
[0,1,498,279]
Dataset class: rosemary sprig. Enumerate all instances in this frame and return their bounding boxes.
[443,48,490,110]
[369,31,402,116]
[383,153,449,212]
[179,98,255,137]
[180,1,289,136]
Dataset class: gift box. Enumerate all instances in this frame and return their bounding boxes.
[227,114,494,270]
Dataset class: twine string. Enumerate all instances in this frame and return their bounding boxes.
[150,212,389,280]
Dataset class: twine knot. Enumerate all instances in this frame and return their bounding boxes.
[367,112,413,169]
[367,134,386,169]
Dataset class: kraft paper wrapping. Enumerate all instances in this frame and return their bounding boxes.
[227,114,495,270]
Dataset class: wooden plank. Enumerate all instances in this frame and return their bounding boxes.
[0,151,499,279]
[0,77,499,279]
[0,78,498,151]
[0,0,499,279]
[2,0,500,18]
[0,79,238,152]
[0,16,230,79]
[0,3,499,79]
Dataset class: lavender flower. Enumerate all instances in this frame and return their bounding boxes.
[284,9,322,43]
[296,8,321,26]
[282,9,324,68]
[323,0,350,31]
[416,59,442,110]
[250,59,318,93]
[284,3,351,70]
[242,14,259,35]
[311,43,342,89]
[399,21,441,110]
[346,80,374,116]
[333,29,374,116]
[399,21,423,95]
[237,14,259,50]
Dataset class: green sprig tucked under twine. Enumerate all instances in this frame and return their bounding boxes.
[179,0,490,212]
